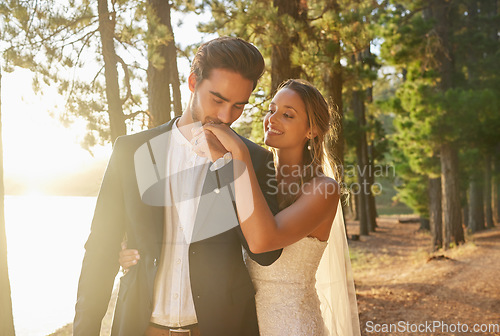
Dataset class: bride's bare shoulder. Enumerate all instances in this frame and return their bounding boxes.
[302,176,340,199]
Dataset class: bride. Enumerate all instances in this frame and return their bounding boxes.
[121,79,360,336]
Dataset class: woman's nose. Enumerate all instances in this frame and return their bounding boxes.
[268,111,279,124]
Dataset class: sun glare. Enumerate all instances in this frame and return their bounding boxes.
[1,11,210,196]
[2,68,111,195]
[24,188,45,198]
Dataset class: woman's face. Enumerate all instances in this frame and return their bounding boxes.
[263,88,311,150]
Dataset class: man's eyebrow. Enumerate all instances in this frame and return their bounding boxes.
[209,91,248,105]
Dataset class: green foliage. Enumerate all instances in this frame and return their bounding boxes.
[377,0,500,216]
[1,0,497,205]
[196,0,382,151]
[1,2,121,146]
[293,0,380,93]
[0,0,192,148]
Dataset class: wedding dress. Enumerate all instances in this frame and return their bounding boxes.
[244,204,360,336]
[245,236,328,335]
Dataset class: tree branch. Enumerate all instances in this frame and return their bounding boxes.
[124,110,150,120]
[116,55,133,105]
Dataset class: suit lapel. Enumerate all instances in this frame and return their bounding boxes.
[191,168,219,243]
[191,164,240,243]
[137,118,178,246]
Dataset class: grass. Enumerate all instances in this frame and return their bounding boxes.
[349,247,374,271]
[437,240,478,259]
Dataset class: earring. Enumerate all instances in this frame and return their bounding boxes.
[307,139,312,151]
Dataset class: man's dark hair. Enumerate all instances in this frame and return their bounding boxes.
[190,36,265,90]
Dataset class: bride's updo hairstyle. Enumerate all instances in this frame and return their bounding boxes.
[275,79,342,209]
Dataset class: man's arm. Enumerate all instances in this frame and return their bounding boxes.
[73,137,127,335]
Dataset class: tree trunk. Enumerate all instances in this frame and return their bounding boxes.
[441,142,464,247]
[468,173,485,233]
[493,147,500,225]
[366,154,378,229]
[322,1,345,186]
[352,89,371,235]
[356,50,377,232]
[365,81,378,226]
[367,179,377,231]
[324,39,344,167]
[147,0,182,127]
[171,60,183,117]
[486,1,499,225]
[432,0,454,91]
[429,177,443,250]
[323,37,352,236]
[419,217,430,231]
[271,0,305,92]
[97,0,126,142]
[0,69,16,336]
[463,202,469,229]
[352,192,358,220]
[495,179,500,225]
[432,0,463,248]
[356,185,368,236]
[484,154,494,228]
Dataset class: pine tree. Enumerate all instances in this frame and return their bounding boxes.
[379,0,500,248]
[270,0,307,92]
[1,0,184,147]
[97,0,127,142]
[146,0,183,127]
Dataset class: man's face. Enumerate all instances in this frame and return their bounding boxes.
[188,68,254,126]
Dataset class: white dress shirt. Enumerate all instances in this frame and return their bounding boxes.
[150,120,210,327]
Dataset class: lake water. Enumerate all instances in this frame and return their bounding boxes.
[5,195,97,336]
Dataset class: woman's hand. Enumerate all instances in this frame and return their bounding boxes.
[119,241,140,273]
[192,123,248,160]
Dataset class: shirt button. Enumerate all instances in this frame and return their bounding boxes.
[176,258,181,264]
[153,258,158,267]
[214,188,220,194]
[174,293,179,299]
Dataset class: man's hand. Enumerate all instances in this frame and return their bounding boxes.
[119,241,140,273]
[191,127,228,162]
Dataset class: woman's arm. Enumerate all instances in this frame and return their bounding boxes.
[196,124,340,253]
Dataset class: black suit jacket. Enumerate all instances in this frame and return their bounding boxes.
[74,118,281,336]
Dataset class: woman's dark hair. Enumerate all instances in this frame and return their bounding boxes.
[190,36,265,90]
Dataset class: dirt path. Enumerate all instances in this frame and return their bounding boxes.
[348,217,500,336]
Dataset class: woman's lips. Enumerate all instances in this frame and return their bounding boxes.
[266,127,283,135]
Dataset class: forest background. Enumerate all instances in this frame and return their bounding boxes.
[0,0,499,335]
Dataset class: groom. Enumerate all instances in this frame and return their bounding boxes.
[73,37,281,336]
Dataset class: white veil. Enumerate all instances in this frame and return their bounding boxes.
[315,202,361,336]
